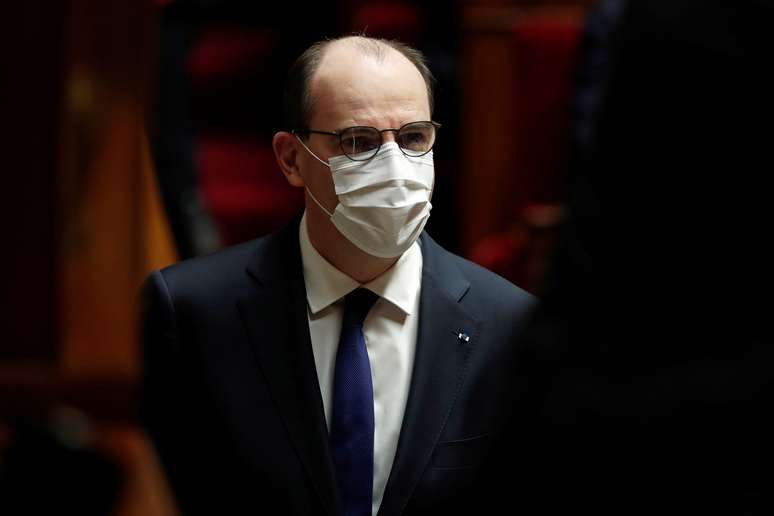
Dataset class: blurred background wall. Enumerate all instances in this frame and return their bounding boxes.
[2,0,594,513]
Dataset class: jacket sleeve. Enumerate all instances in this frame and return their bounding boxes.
[139,269,197,513]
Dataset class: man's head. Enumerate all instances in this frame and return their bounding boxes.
[272,36,436,271]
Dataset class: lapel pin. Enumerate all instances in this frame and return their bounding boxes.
[454,331,470,343]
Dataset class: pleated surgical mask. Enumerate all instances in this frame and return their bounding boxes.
[297,138,434,258]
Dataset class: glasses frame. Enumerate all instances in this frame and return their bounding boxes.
[294,120,441,161]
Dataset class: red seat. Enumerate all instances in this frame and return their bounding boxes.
[197,135,303,246]
[472,13,583,291]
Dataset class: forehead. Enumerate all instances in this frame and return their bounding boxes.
[308,42,430,129]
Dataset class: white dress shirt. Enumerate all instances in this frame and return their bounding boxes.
[299,212,422,516]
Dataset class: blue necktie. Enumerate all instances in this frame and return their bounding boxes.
[330,288,378,516]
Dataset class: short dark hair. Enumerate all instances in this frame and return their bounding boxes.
[283,36,435,133]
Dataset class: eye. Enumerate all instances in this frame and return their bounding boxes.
[340,127,381,156]
[397,122,435,154]
[397,131,428,150]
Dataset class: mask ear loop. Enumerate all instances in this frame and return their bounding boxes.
[305,185,335,218]
[294,134,335,217]
[295,134,331,168]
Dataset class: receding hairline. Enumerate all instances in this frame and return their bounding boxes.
[320,35,403,64]
[305,36,433,124]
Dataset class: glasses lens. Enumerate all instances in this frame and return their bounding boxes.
[397,122,436,156]
[340,127,381,160]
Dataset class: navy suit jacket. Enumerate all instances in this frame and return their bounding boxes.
[141,216,534,515]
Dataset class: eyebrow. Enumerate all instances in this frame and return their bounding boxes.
[334,121,430,132]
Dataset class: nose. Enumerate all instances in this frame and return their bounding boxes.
[381,129,400,145]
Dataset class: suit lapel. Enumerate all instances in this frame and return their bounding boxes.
[237,218,340,516]
[377,234,480,516]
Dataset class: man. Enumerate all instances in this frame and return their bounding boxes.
[142,36,534,516]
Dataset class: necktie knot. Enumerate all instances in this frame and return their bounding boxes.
[343,288,379,326]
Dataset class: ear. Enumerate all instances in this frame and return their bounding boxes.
[272,131,305,188]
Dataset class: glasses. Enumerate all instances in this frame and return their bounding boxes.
[295,120,441,161]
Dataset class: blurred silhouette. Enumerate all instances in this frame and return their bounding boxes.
[485,0,774,514]
[570,0,624,153]
[0,409,122,516]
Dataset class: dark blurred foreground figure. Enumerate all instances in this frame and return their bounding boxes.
[0,410,121,516]
[486,0,774,514]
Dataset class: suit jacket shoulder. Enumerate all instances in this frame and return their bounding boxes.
[418,232,535,325]
[155,229,278,304]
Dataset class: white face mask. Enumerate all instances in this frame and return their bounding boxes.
[297,138,434,258]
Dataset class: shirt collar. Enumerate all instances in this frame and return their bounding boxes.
[299,211,422,316]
